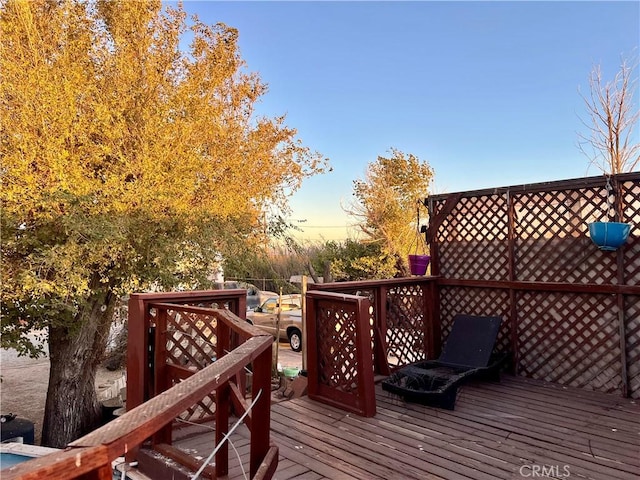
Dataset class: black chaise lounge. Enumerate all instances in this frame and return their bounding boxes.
[382,314,505,410]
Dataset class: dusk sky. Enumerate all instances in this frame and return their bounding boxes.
[181,1,639,241]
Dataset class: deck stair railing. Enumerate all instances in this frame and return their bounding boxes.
[3,290,278,480]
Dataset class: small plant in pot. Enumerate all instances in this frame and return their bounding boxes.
[409,252,430,275]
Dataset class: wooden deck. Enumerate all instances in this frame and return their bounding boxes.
[172,375,640,480]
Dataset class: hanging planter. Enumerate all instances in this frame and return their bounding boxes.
[587,177,632,251]
[588,221,631,251]
[408,201,430,275]
[408,253,431,275]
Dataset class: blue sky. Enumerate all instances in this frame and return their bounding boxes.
[181,1,639,241]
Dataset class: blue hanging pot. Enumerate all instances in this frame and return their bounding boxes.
[588,222,631,251]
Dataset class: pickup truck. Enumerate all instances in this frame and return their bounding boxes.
[246,295,303,352]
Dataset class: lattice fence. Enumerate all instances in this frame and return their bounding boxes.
[626,296,640,397]
[306,291,376,416]
[429,172,640,398]
[163,307,218,421]
[144,296,242,422]
[385,282,429,365]
[315,299,360,392]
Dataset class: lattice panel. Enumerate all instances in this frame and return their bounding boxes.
[622,180,640,285]
[516,292,622,394]
[436,195,510,280]
[316,300,360,393]
[314,287,380,371]
[385,283,427,365]
[431,175,639,398]
[513,188,617,283]
[626,296,640,399]
[165,308,218,420]
[439,286,512,356]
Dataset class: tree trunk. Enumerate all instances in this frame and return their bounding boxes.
[41,288,116,448]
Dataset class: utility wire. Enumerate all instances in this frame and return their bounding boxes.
[190,389,263,480]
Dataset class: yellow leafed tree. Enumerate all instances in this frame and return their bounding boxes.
[0,0,326,446]
[348,149,435,275]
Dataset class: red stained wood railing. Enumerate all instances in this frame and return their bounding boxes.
[4,290,277,480]
[305,278,438,416]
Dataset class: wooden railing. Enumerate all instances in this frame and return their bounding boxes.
[127,289,248,418]
[305,277,438,417]
[305,291,376,417]
[4,290,278,480]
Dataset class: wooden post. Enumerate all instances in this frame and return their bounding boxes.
[614,177,629,397]
[306,294,319,398]
[301,275,308,372]
[507,190,519,375]
[274,288,282,371]
[152,306,171,446]
[215,320,230,477]
[250,344,273,477]
[375,285,390,376]
[126,294,148,462]
[355,296,376,417]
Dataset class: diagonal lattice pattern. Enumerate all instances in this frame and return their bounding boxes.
[622,180,640,285]
[385,283,427,365]
[439,286,512,358]
[163,308,219,420]
[437,195,510,281]
[516,292,622,393]
[316,299,360,393]
[626,296,640,399]
[513,188,617,283]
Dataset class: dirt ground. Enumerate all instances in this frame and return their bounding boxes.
[1,339,301,446]
[0,341,124,446]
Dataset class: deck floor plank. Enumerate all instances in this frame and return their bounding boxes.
[171,375,639,480]
[280,395,503,479]
[457,389,640,459]
[378,388,638,479]
[465,381,640,436]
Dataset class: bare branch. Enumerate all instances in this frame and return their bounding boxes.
[578,53,639,174]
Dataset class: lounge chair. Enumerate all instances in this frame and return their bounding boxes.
[381,314,505,410]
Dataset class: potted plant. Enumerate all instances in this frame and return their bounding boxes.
[408,252,430,275]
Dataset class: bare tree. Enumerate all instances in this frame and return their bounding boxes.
[578,54,639,174]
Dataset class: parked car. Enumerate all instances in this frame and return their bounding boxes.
[212,281,277,311]
[246,295,303,352]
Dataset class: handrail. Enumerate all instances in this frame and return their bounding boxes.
[126,289,248,456]
[4,301,278,480]
[313,276,440,370]
[71,335,272,453]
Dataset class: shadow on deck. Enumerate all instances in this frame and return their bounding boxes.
[172,375,639,480]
